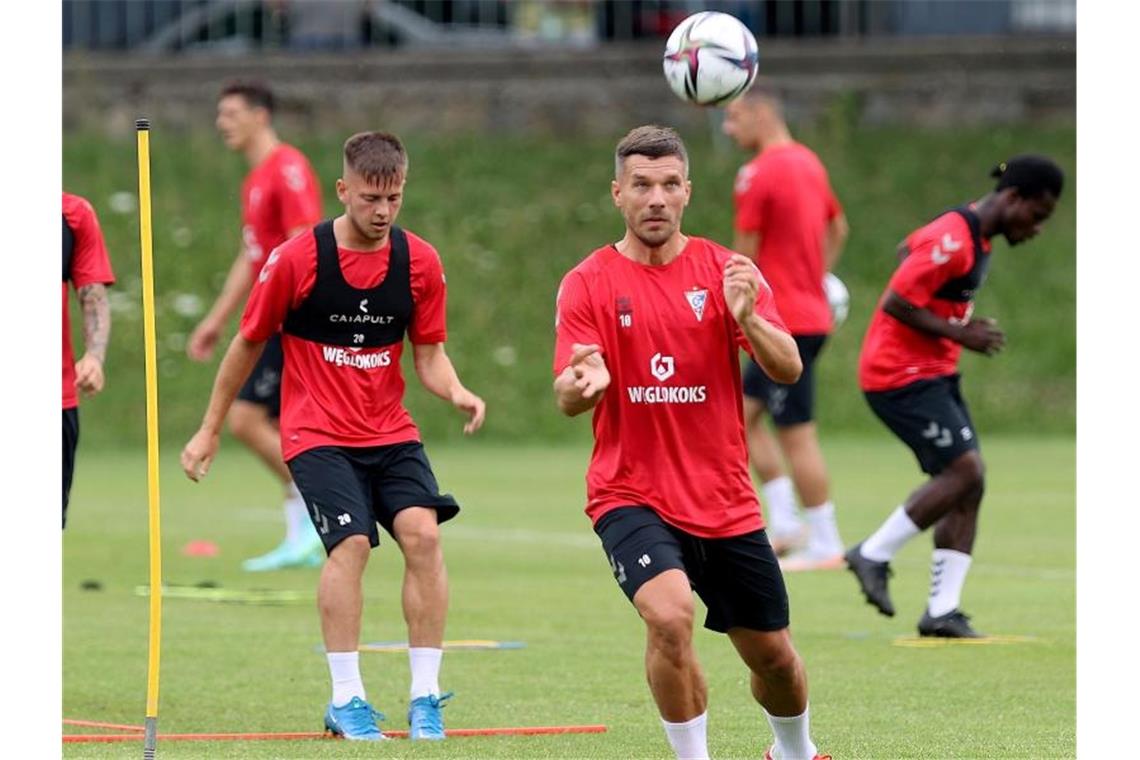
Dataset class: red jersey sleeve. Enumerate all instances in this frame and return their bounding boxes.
[733,162,767,234]
[276,156,323,235]
[408,242,448,345]
[734,267,789,354]
[64,194,115,288]
[888,217,973,309]
[824,177,843,221]
[240,239,312,342]
[553,269,603,375]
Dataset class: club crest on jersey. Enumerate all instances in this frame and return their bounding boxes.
[684,289,708,322]
[617,296,633,328]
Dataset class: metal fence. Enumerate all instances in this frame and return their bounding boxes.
[62,0,1076,54]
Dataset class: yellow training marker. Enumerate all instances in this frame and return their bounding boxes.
[891,634,1041,649]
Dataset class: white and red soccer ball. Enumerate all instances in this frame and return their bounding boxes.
[663,11,760,106]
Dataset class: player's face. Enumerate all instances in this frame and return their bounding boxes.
[215,95,263,151]
[1002,191,1057,246]
[612,156,691,248]
[338,168,405,244]
[722,100,759,151]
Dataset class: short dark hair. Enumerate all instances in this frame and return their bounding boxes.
[218,80,275,115]
[614,125,688,178]
[343,131,408,186]
[991,154,1064,200]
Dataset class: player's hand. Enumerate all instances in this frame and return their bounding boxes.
[181,428,220,482]
[74,354,105,396]
[958,317,1006,356]
[724,254,763,324]
[187,319,222,362]
[450,387,486,435]
[568,343,610,399]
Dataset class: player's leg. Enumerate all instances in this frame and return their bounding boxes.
[743,360,803,553]
[702,530,822,759]
[62,408,79,530]
[233,334,322,571]
[289,447,385,740]
[771,336,843,572]
[373,442,461,740]
[847,376,981,618]
[595,506,708,760]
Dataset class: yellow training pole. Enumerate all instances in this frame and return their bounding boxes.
[135,117,163,759]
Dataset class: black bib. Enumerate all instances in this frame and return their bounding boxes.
[282,220,414,348]
[931,206,990,303]
[63,214,75,282]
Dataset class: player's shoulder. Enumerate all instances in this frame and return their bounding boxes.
[687,235,736,266]
[910,209,974,250]
[274,224,318,261]
[275,142,315,168]
[398,227,442,264]
[61,191,97,223]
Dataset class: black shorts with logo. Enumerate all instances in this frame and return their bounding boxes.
[236,333,283,418]
[63,407,79,529]
[287,442,459,553]
[864,373,980,476]
[594,506,790,633]
[742,334,827,427]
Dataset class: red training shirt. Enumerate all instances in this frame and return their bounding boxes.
[859,210,992,392]
[241,143,323,279]
[240,225,447,460]
[554,237,789,538]
[62,192,116,410]
[733,141,842,335]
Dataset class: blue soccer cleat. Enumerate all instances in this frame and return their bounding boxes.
[324,696,387,741]
[407,692,453,740]
[241,535,324,572]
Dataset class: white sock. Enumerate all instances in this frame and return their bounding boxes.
[765,705,817,760]
[409,647,442,699]
[860,506,920,562]
[802,501,843,557]
[661,711,709,760]
[283,482,311,544]
[927,549,973,617]
[327,651,365,707]
[762,476,801,536]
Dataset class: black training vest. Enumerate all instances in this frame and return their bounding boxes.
[282,220,414,348]
[931,206,991,303]
[62,214,75,282]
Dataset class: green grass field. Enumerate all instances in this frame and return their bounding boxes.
[63,436,1074,759]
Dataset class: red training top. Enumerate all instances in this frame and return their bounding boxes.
[554,237,789,538]
[859,210,992,392]
[733,141,842,335]
[62,192,116,410]
[240,226,447,460]
[241,143,323,278]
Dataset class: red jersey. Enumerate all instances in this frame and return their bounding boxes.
[554,237,789,539]
[240,224,447,461]
[859,208,992,392]
[241,143,322,278]
[734,141,842,335]
[62,192,115,410]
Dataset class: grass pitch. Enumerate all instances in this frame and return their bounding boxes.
[63,436,1073,758]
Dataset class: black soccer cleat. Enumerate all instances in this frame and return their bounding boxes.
[844,542,895,617]
[917,609,984,638]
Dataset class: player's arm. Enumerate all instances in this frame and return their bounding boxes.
[881,291,1005,356]
[824,212,849,271]
[725,254,801,383]
[74,283,111,396]
[554,344,611,417]
[187,250,254,361]
[732,230,760,260]
[181,334,267,481]
[412,343,486,435]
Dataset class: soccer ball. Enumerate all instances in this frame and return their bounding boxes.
[662,12,759,106]
[823,273,850,327]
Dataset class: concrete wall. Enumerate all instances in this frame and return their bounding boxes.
[63,36,1075,138]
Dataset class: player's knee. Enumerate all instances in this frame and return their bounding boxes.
[396,517,441,559]
[641,601,695,653]
[949,452,986,499]
[750,637,801,681]
[226,404,259,442]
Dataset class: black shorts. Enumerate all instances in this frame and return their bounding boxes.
[287,442,460,554]
[864,374,980,476]
[594,506,790,633]
[742,334,827,427]
[63,407,79,529]
[236,333,283,418]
